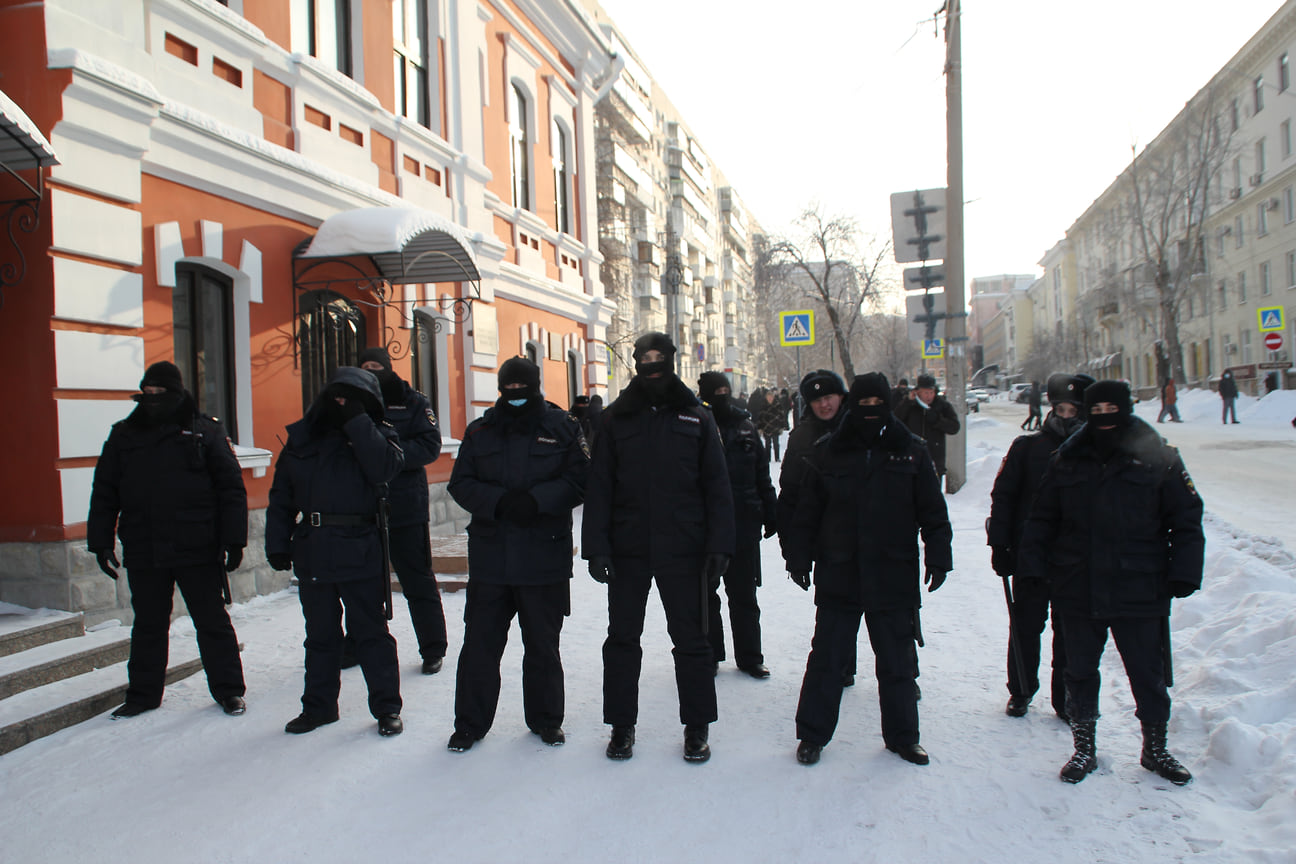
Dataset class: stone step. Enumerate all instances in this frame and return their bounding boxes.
[0,624,132,699]
[0,643,205,756]
[0,604,85,658]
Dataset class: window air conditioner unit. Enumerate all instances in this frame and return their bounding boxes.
[1268,197,1281,210]
[1229,187,1243,199]
[1224,343,1238,354]
[1250,173,1264,187]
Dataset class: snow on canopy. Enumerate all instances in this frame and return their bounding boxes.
[300,206,480,284]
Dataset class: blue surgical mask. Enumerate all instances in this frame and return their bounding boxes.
[507,398,528,407]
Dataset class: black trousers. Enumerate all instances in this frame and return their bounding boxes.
[796,604,919,748]
[763,432,781,461]
[1059,613,1170,725]
[389,522,448,660]
[707,539,763,667]
[124,565,244,707]
[298,578,401,718]
[603,558,717,727]
[1007,575,1067,710]
[453,580,568,737]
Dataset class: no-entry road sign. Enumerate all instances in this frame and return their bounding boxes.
[1264,331,1283,351]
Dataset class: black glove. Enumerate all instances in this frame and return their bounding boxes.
[703,553,730,588]
[924,567,947,592]
[495,489,539,525]
[589,555,616,584]
[990,546,1015,578]
[789,569,811,591]
[94,549,119,580]
[224,546,244,572]
[268,552,293,572]
[1168,580,1198,598]
[763,521,778,539]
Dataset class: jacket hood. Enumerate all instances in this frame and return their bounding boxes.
[302,366,385,429]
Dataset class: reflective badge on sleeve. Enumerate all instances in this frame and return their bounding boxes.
[1182,469,1199,498]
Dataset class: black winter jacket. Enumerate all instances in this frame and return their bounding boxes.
[87,394,247,569]
[894,394,960,475]
[785,418,952,611]
[265,368,405,584]
[448,399,589,585]
[1018,417,1204,619]
[712,406,777,544]
[986,414,1074,554]
[382,379,442,527]
[776,411,841,559]
[582,375,734,566]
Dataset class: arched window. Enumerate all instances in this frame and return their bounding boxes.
[510,84,530,210]
[298,290,365,410]
[566,349,581,406]
[553,121,569,234]
[412,309,441,413]
[173,265,237,439]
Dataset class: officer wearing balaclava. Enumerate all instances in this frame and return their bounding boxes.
[785,372,952,768]
[582,332,735,764]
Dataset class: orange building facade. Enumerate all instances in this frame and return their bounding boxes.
[0,0,617,621]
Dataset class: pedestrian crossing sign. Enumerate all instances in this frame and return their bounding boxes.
[922,338,944,359]
[779,310,815,346]
[1258,306,1284,332]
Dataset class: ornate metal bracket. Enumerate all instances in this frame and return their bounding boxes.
[0,138,48,311]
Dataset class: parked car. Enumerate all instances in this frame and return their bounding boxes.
[1008,383,1032,403]
[964,388,989,413]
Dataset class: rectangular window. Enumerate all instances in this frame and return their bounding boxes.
[1233,156,1243,192]
[1284,120,1292,159]
[1287,186,1295,223]
[1262,260,1272,295]
[1282,52,1290,92]
[1288,249,1296,288]
[1255,76,1265,113]
[392,0,430,127]
[1218,280,1228,311]
[1238,271,1248,303]
[1236,215,1245,248]
[296,0,352,77]
[1242,329,1253,364]
[1257,139,1267,177]
[1232,98,1240,131]
[1259,202,1270,236]
[552,122,569,234]
[509,85,530,210]
[173,267,237,440]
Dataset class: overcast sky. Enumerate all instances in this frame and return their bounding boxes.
[593,0,1287,299]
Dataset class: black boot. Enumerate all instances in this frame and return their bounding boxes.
[1140,722,1192,785]
[1006,695,1030,717]
[796,741,822,765]
[683,724,711,763]
[1060,719,1097,783]
[606,725,635,760]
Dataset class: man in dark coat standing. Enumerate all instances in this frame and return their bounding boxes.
[1219,369,1239,424]
[87,361,248,718]
[698,371,778,678]
[1019,380,1203,785]
[987,372,1091,720]
[445,357,589,751]
[266,367,406,737]
[583,332,735,763]
[1021,380,1043,431]
[894,373,960,481]
[777,369,846,551]
[785,373,952,767]
[354,347,448,675]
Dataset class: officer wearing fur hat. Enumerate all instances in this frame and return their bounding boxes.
[1019,380,1204,785]
[698,371,777,678]
[87,361,248,719]
[445,357,589,751]
[266,367,406,737]
[893,373,960,480]
[349,346,449,676]
[784,373,952,767]
[777,369,847,549]
[582,332,735,763]
[986,372,1092,720]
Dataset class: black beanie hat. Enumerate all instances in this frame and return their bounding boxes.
[1084,379,1133,418]
[848,372,891,405]
[140,361,184,393]
[799,369,846,404]
[1046,373,1091,407]
[698,371,730,401]
[632,331,676,361]
[498,356,541,390]
[916,373,938,391]
[358,347,393,372]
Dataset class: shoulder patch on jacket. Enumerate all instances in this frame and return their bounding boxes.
[1181,469,1199,498]
[426,408,438,426]
[537,435,558,445]
[677,413,701,424]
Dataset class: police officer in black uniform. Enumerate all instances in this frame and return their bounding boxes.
[1019,380,1203,785]
[87,361,248,718]
[266,367,406,737]
[785,373,952,767]
[987,373,1091,720]
[354,347,449,675]
[583,332,734,763]
[893,373,961,480]
[445,357,589,752]
[698,371,777,678]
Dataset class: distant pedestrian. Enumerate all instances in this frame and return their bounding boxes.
[1219,370,1239,424]
[87,361,248,719]
[893,374,961,481]
[891,378,910,409]
[1020,381,1042,431]
[1156,378,1181,424]
[757,388,789,461]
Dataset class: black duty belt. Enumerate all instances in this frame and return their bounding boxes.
[307,512,377,527]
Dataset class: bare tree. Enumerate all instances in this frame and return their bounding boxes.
[764,206,894,380]
[858,311,922,383]
[1122,81,1236,386]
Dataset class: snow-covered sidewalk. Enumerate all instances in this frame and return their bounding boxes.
[2,408,1293,863]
